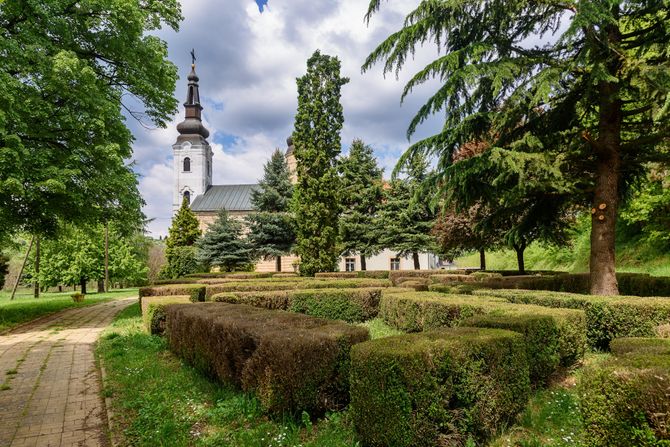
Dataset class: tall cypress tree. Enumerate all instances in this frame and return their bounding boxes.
[292,50,349,276]
[246,149,295,271]
[160,196,202,278]
[377,155,437,270]
[338,139,384,270]
[197,209,252,272]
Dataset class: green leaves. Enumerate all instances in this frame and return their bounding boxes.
[196,210,253,272]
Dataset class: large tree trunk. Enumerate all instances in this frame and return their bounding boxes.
[276,256,282,272]
[513,243,526,275]
[590,20,622,296]
[360,255,367,271]
[80,278,87,295]
[412,252,420,270]
[479,248,486,271]
[33,237,40,298]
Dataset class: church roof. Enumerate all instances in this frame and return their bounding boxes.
[190,184,259,212]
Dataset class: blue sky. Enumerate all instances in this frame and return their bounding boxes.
[129,0,443,237]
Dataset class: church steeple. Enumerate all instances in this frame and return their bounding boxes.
[176,54,209,142]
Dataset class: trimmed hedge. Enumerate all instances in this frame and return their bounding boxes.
[185,272,275,279]
[315,271,390,279]
[388,270,438,285]
[140,295,191,335]
[580,338,670,446]
[150,278,199,285]
[210,288,383,323]
[138,284,206,305]
[476,288,670,349]
[205,278,391,298]
[428,283,481,294]
[165,303,369,415]
[350,327,530,447]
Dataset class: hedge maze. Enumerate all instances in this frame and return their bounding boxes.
[137,270,670,446]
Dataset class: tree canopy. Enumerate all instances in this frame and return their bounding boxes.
[364,0,670,294]
[197,210,253,272]
[160,197,202,279]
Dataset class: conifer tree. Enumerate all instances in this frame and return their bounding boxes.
[365,0,670,295]
[378,155,437,270]
[197,210,252,272]
[160,197,202,278]
[292,50,349,276]
[246,149,295,271]
[338,139,384,270]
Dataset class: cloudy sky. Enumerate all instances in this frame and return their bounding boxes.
[130,0,443,237]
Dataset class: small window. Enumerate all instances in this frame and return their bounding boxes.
[183,190,191,204]
[345,258,356,272]
[183,157,191,172]
[390,258,400,271]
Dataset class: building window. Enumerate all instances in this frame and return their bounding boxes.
[345,258,356,272]
[183,157,191,172]
[183,190,191,204]
[390,258,400,271]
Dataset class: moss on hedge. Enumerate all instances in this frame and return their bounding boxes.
[165,303,369,416]
[580,338,670,446]
[138,284,206,305]
[350,327,530,447]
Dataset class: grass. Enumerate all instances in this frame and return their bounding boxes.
[97,303,360,447]
[0,288,138,333]
[357,318,402,339]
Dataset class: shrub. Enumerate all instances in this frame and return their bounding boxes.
[205,278,391,298]
[428,283,481,294]
[185,272,275,279]
[395,280,429,291]
[476,289,670,349]
[159,246,202,279]
[430,274,477,284]
[138,284,206,305]
[71,292,85,303]
[140,295,191,335]
[350,327,530,447]
[471,271,503,280]
[315,271,390,279]
[151,278,199,285]
[388,270,437,285]
[165,303,369,415]
[580,338,670,446]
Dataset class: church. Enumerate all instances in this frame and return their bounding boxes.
[171,62,439,272]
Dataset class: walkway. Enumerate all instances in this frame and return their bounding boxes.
[0,298,134,447]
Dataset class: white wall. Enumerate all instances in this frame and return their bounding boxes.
[172,140,213,213]
[337,249,440,272]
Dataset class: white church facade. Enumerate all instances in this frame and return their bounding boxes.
[171,62,439,272]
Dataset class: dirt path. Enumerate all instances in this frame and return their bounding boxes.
[0,298,135,447]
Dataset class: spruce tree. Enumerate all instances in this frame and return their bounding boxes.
[338,139,384,270]
[197,210,252,272]
[365,0,670,295]
[378,155,437,270]
[246,149,295,271]
[292,50,349,276]
[160,197,202,278]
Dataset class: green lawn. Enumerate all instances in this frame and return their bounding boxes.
[0,288,138,333]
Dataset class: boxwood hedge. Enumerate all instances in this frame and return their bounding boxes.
[165,303,369,415]
[138,284,206,305]
[140,295,192,335]
[204,278,391,298]
[350,327,530,447]
[315,271,390,279]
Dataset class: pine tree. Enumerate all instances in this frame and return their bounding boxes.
[378,155,437,270]
[246,149,295,271]
[160,197,202,278]
[338,139,384,270]
[197,209,252,272]
[292,50,349,276]
[364,1,670,294]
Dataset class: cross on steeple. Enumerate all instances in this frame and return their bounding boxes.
[190,48,196,66]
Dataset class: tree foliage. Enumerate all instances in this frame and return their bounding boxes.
[160,197,202,279]
[246,149,295,268]
[292,50,349,276]
[364,0,670,294]
[432,204,502,260]
[0,0,181,239]
[0,253,8,289]
[197,210,252,272]
[338,139,384,270]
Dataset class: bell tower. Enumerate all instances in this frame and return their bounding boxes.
[172,53,213,213]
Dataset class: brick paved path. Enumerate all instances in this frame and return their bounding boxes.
[0,298,134,447]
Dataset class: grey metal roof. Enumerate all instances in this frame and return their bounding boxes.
[190,184,258,212]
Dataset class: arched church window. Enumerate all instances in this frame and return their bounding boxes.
[183,190,191,204]
[183,157,191,172]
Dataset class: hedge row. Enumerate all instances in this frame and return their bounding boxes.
[165,303,369,415]
[350,327,530,447]
[379,292,586,384]
[140,295,191,335]
[580,337,670,446]
[138,284,206,305]
[476,289,670,349]
[315,271,390,279]
[150,278,199,285]
[185,272,277,279]
[204,278,391,298]
[210,287,383,323]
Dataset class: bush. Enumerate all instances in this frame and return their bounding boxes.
[205,278,391,298]
[350,327,530,447]
[0,253,8,290]
[165,303,369,415]
[185,272,275,279]
[210,288,383,323]
[150,278,199,285]
[159,246,202,279]
[139,284,206,305]
[388,270,438,285]
[430,273,477,284]
[71,292,85,303]
[428,283,481,294]
[476,289,670,349]
[140,295,191,335]
[580,338,670,446]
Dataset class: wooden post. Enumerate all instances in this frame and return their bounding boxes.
[104,223,110,292]
[33,237,40,298]
[11,236,34,300]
